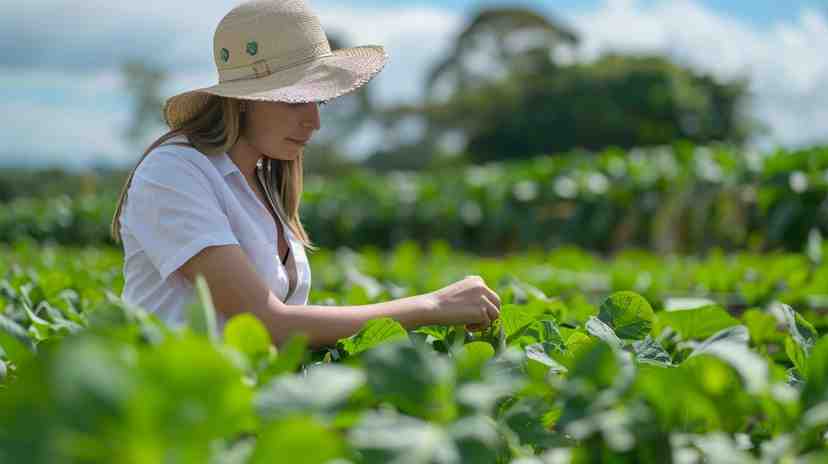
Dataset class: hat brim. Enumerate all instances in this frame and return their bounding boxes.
[164,45,388,129]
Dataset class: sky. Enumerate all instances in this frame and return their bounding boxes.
[2,0,827,170]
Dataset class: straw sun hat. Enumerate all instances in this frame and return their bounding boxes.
[163,0,389,130]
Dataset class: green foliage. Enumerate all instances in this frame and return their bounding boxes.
[4,143,828,254]
[4,242,828,461]
[598,290,655,340]
[453,54,752,164]
[655,305,740,340]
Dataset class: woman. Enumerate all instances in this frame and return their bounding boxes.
[110,0,501,350]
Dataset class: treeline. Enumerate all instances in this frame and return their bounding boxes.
[2,141,827,255]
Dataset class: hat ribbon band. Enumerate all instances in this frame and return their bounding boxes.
[219,51,334,84]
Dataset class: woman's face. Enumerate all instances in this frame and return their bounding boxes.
[241,100,321,161]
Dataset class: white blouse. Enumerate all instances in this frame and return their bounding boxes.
[119,135,312,332]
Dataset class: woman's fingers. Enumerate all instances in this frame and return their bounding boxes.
[483,294,500,322]
[484,287,502,309]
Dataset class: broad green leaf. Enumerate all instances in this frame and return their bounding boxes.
[633,335,672,367]
[363,341,455,421]
[455,341,495,380]
[501,304,535,339]
[802,336,828,408]
[507,319,564,349]
[223,313,272,361]
[502,396,563,448]
[0,314,35,364]
[525,342,568,381]
[785,336,807,376]
[741,309,782,346]
[657,305,739,340]
[187,274,219,344]
[414,325,450,341]
[249,415,345,464]
[770,302,816,354]
[585,316,623,350]
[254,364,366,420]
[686,326,767,393]
[564,331,595,361]
[447,414,505,464]
[337,317,409,356]
[597,291,654,340]
[261,333,308,380]
[348,409,458,464]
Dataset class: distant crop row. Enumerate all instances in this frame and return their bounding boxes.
[3,142,828,253]
[2,241,828,462]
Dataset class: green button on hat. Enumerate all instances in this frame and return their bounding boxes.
[246,41,258,56]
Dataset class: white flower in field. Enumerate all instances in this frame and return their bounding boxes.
[790,171,808,193]
[512,180,538,202]
[554,176,578,199]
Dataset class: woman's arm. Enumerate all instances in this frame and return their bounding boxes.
[177,244,438,350]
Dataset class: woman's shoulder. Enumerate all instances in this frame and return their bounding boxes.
[135,136,216,182]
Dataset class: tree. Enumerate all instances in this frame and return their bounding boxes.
[121,58,167,148]
[368,6,755,168]
[363,5,580,171]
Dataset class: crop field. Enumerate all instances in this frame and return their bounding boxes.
[2,240,828,462]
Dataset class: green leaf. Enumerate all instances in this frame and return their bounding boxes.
[785,336,807,375]
[455,341,496,380]
[803,336,828,408]
[507,318,564,349]
[0,314,36,364]
[348,409,458,463]
[337,317,409,356]
[500,304,536,339]
[741,309,782,346]
[363,341,455,421]
[585,316,623,350]
[254,364,366,420]
[633,335,672,367]
[249,415,345,464]
[657,305,739,340]
[686,325,767,393]
[770,302,816,353]
[597,291,654,340]
[187,274,219,344]
[525,342,568,381]
[223,313,272,361]
[262,333,308,380]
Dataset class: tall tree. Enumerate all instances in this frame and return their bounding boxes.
[121,58,167,148]
[364,5,579,171]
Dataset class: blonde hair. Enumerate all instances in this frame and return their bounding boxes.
[110,95,317,254]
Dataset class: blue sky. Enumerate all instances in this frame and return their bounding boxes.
[2,0,827,170]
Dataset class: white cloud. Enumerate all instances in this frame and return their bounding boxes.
[3,99,131,169]
[564,0,828,149]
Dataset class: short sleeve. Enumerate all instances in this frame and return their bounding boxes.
[122,152,240,281]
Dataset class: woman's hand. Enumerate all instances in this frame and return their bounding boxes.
[425,275,502,331]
